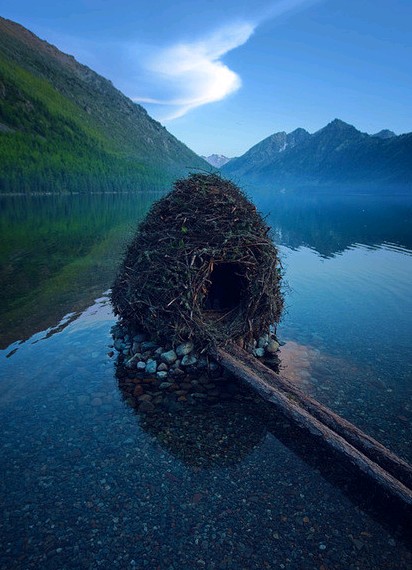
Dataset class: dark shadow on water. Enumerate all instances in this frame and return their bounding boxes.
[115,353,267,467]
[139,400,267,468]
[117,366,412,547]
[257,400,412,547]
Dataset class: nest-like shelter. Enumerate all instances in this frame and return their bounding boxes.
[111,173,283,348]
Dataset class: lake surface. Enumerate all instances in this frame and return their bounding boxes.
[0,190,411,569]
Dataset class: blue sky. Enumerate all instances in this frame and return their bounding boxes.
[1,0,411,156]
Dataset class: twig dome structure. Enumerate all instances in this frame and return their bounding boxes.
[111,173,283,348]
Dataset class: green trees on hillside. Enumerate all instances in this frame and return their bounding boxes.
[0,56,178,193]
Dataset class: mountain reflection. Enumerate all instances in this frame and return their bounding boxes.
[1,190,410,346]
[254,193,412,258]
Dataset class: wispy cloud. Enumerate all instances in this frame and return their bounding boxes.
[132,0,318,120]
[133,22,254,120]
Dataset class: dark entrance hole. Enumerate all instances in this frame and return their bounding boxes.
[203,263,246,312]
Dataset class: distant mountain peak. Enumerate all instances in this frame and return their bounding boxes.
[372,129,396,139]
[289,127,309,135]
[321,119,358,132]
[201,154,231,168]
[286,128,311,148]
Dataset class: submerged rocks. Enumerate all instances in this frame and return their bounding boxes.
[138,401,155,413]
[181,354,198,367]
[111,323,281,413]
[157,375,170,383]
[145,359,157,375]
[141,341,158,352]
[161,350,178,365]
[176,342,194,357]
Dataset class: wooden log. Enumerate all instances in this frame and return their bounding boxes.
[218,344,412,490]
[216,346,412,510]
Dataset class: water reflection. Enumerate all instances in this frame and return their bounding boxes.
[253,193,412,257]
[115,351,267,467]
[0,192,162,347]
[1,192,411,347]
[139,402,266,468]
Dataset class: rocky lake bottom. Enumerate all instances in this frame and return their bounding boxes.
[0,292,410,570]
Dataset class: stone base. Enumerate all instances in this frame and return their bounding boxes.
[111,322,280,413]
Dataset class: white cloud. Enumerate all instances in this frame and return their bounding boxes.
[132,22,255,120]
[132,1,319,120]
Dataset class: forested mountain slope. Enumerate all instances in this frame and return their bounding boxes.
[0,17,209,193]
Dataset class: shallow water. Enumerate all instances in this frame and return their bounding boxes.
[0,191,411,568]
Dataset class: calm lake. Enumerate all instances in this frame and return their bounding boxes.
[0,190,411,569]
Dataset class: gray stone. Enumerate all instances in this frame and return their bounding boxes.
[197,357,208,369]
[176,342,194,356]
[136,361,146,371]
[258,334,269,348]
[138,394,152,402]
[266,339,280,354]
[157,362,168,372]
[141,341,158,352]
[114,339,124,351]
[159,380,173,387]
[145,359,157,374]
[126,353,140,367]
[138,401,155,413]
[181,354,198,367]
[161,350,178,365]
[254,347,265,358]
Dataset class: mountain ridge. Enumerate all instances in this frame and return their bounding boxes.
[222,119,411,192]
[0,17,209,193]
